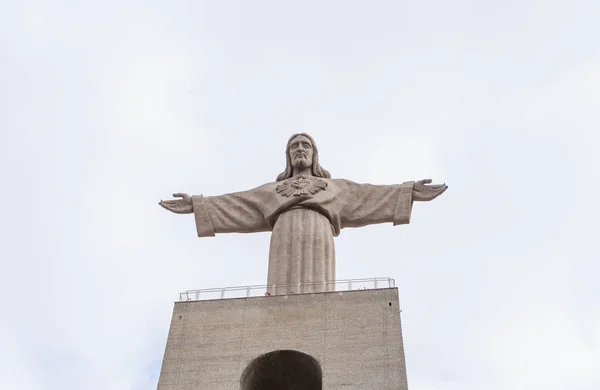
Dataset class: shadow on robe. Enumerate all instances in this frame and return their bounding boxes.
[240,350,322,390]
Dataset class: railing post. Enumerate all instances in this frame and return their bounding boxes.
[220,288,225,299]
[246,286,251,297]
[348,280,352,290]
[374,278,378,289]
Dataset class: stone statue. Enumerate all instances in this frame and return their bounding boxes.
[159,133,447,294]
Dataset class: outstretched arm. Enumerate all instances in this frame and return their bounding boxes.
[339,179,447,229]
[159,189,271,237]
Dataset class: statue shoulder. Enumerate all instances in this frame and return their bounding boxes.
[327,177,355,188]
[246,181,279,196]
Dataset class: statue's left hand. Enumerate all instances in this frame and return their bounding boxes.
[413,179,448,202]
[159,193,193,214]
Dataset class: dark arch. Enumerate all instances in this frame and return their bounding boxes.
[240,349,322,390]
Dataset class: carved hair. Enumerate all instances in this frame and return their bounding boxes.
[276,133,331,181]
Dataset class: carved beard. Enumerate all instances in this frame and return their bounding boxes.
[292,155,311,169]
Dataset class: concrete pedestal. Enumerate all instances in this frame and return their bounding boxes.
[157,288,408,390]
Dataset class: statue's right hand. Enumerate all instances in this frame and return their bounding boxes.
[159,193,193,214]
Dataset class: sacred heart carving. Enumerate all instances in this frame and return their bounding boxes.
[276,175,328,197]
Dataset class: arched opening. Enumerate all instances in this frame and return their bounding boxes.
[240,349,322,390]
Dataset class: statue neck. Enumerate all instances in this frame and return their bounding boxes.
[292,167,312,177]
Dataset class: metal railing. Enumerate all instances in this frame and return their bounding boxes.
[179,277,395,301]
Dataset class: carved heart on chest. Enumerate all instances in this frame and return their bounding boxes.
[276,175,328,197]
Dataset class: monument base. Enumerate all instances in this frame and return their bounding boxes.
[157,288,408,390]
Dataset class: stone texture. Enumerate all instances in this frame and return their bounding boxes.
[159,133,447,291]
[156,288,408,390]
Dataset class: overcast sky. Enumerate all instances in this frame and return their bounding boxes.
[1,1,599,389]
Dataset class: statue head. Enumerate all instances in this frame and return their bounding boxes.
[240,350,322,390]
[276,133,331,181]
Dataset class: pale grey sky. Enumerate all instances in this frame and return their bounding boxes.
[1,1,599,389]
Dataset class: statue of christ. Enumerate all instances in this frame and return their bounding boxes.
[160,133,447,294]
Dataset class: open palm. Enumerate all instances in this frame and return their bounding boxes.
[159,193,193,214]
[413,179,447,201]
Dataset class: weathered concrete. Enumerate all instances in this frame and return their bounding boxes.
[157,288,408,390]
[159,133,447,290]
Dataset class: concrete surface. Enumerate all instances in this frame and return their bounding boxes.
[157,287,408,390]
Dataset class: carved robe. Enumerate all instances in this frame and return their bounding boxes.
[192,176,414,294]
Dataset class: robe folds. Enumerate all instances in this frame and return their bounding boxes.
[191,178,414,294]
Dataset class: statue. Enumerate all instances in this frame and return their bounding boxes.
[159,133,447,294]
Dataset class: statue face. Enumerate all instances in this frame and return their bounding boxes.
[289,135,314,170]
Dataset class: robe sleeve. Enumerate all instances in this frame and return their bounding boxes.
[339,181,415,229]
[191,188,272,237]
